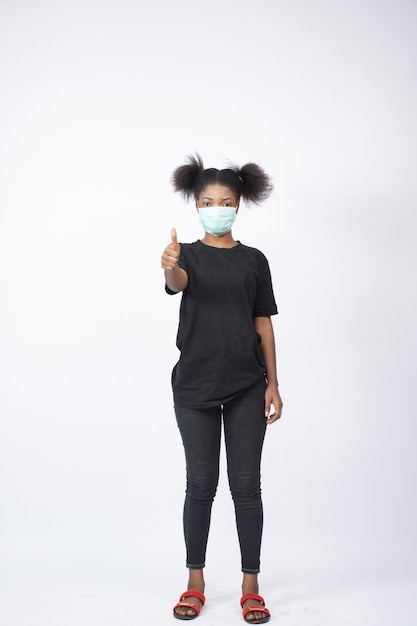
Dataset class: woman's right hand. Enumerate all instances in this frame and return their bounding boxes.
[161,228,180,270]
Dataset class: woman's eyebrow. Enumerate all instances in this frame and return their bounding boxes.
[201,196,233,201]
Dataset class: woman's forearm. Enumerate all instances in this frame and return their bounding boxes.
[253,316,279,387]
[164,266,188,293]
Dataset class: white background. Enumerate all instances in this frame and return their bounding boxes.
[0,0,416,624]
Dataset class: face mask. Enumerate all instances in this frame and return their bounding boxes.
[198,207,237,236]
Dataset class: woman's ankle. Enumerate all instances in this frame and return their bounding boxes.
[188,568,205,592]
[242,572,259,595]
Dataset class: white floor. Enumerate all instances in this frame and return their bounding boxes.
[1,572,416,626]
[1,539,415,626]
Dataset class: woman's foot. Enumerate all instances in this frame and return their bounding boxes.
[173,570,205,619]
[241,574,270,623]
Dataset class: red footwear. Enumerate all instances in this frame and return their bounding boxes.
[240,593,271,624]
[173,590,205,620]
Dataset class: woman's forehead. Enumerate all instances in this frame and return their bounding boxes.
[199,183,236,199]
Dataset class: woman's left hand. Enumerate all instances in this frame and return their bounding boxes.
[264,384,283,425]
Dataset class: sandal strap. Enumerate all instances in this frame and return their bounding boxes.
[173,600,202,616]
[240,593,266,608]
[179,590,206,606]
[242,604,271,619]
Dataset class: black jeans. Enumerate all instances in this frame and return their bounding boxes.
[174,382,267,574]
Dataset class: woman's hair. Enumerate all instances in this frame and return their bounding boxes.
[171,153,273,205]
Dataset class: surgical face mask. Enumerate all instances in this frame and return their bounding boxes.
[198,207,237,236]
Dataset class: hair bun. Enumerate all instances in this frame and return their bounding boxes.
[171,153,204,201]
[171,153,273,205]
[237,163,273,204]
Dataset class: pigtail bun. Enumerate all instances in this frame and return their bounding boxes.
[237,162,273,205]
[171,152,204,201]
[171,154,273,205]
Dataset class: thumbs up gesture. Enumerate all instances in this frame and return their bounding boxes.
[161,228,181,270]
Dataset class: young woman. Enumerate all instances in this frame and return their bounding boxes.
[161,154,283,623]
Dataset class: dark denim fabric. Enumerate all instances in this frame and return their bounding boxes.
[174,382,267,573]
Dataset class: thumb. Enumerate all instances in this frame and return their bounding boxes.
[265,398,272,419]
[171,228,179,249]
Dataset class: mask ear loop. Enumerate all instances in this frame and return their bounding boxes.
[236,175,243,210]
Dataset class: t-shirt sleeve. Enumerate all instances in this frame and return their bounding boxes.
[164,244,189,295]
[253,251,278,317]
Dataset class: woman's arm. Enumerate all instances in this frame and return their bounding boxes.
[253,316,283,424]
[161,228,188,292]
[164,265,188,293]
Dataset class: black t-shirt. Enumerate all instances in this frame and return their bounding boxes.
[166,240,278,408]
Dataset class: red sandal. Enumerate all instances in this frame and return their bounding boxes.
[240,593,271,624]
[173,590,205,620]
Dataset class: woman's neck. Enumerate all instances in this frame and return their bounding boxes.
[200,231,238,248]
